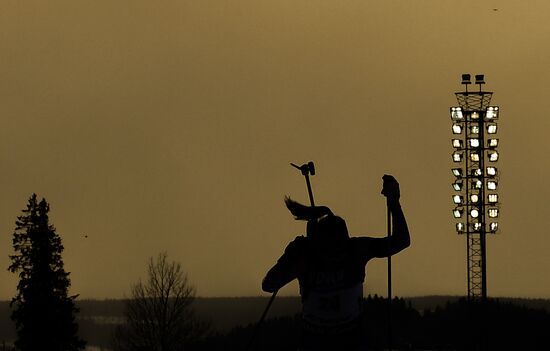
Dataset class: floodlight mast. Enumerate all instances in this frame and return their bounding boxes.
[451,74,500,300]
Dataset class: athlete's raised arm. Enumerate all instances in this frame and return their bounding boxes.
[356,175,410,259]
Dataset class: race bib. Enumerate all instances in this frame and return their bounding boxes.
[302,283,363,326]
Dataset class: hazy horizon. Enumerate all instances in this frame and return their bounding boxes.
[2,1,550,300]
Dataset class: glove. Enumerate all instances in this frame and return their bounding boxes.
[381,174,400,201]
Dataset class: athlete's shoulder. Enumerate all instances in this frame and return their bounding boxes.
[284,235,309,255]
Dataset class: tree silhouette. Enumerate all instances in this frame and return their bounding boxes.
[8,194,85,351]
[113,252,209,351]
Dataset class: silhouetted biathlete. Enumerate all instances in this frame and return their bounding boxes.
[262,175,410,351]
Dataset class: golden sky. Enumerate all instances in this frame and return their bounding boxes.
[1,1,550,299]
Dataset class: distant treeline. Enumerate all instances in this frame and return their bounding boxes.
[75,296,302,331]
[75,295,550,329]
[2,296,550,349]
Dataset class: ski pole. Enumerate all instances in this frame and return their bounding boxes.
[387,195,393,351]
[290,161,316,207]
[247,161,316,350]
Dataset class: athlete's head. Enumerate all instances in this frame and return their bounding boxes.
[284,196,348,241]
[317,214,349,242]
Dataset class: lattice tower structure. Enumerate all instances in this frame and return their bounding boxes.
[450,78,500,300]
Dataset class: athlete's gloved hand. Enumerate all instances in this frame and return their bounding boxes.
[381,174,400,202]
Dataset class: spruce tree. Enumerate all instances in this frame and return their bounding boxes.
[8,194,85,351]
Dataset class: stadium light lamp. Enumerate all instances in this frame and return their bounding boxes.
[488,208,499,218]
[451,107,464,120]
[452,168,463,177]
[453,152,463,162]
[488,194,498,204]
[489,222,498,232]
[469,138,480,148]
[472,168,482,177]
[470,209,480,218]
[456,223,465,233]
[452,124,463,134]
[452,181,463,191]
[487,180,498,190]
[488,151,499,162]
[470,152,480,162]
[488,139,499,148]
[453,208,464,218]
[486,167,497,176]
[486,106,499,119]
[487,124,497,134]
[453,195,464,205]
[453,139,464,148]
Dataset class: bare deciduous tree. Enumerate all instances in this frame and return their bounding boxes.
[113,252,209,351]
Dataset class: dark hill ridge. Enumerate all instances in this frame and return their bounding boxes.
[3,296,550,334]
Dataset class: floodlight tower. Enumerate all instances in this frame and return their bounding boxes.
[450,74,500,300]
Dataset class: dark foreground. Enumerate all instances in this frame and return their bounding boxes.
[191,296,550,351]
[2,296,550,350]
